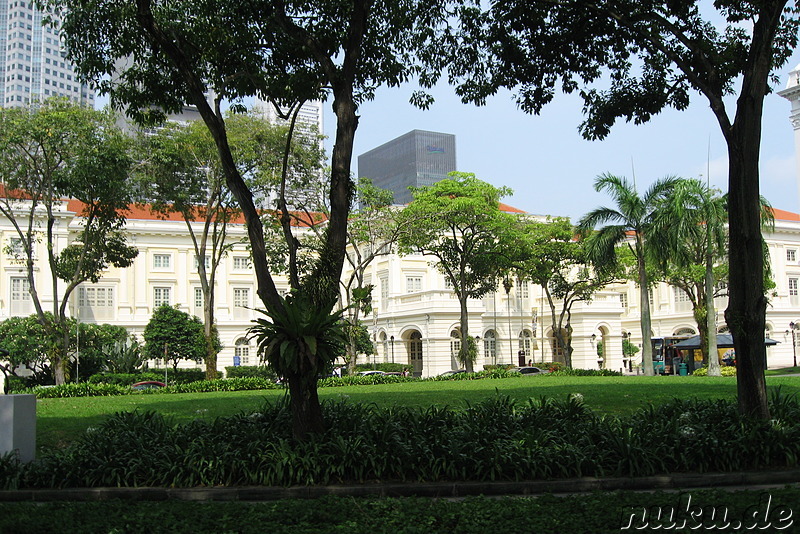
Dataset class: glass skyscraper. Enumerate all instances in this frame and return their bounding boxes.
[0,2,94,108]
[358,130,457,204]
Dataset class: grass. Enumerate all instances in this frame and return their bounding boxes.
[34,374,800,452]
[2,488,799,533]
[766,366,800,375]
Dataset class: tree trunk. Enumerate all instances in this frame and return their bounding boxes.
[204,292,218,380]
[637,243,654,376]
[459,296,474,372]
[706,245,721,377]
[286,371,326,439]
[710,0,783,419]
[726,131,769,419]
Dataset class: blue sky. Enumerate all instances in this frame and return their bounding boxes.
[326,50,800,222]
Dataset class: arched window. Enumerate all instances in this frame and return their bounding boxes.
[518,330,532,359]
[409,331,423,376]
[235,337,251,365]
[483,330,497,365]
[380,332,388,363]
[450,330,461,365]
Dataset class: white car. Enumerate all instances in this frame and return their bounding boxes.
[357,370,386,376]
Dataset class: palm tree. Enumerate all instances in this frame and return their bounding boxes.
[657,180,774,376]
[655,179,728,376]
[578,173,679,376]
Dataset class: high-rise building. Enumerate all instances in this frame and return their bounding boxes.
[358,130,457,204]
[253,98,324,138]
[0,3,94,107]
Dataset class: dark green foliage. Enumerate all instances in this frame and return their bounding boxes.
[87,373,164,386]
[103,336,146,374]
[549,368,623,377]
[144,305,218,370]
[20,376,279,398]
[353,363,407,373]
[317,375,417,388]
[18,383,131,398]
[250,293,347,381]
[149,368,207,384]
[7,393,800,489]
[225,365,277,381]
[167,377,279,393]
[1,489,800,534]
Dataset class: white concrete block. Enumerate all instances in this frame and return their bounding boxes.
[0,394,36,462]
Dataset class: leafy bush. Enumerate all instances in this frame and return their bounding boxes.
[18,383,130,398]
[0,452,21,490]
[539,361,565,372]
[167,377,279,393]
[150,368,206,384]
[549,368,623,377]
[317,374,416,387]
[353,363,407,373]
[9,393,799,490]
[691,366,736,377]
[482,364,513,371]
[224,365,277,381]
[87,372,164,386]
[5,375,43,393]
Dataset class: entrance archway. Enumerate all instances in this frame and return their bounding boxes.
[406,330,423,376]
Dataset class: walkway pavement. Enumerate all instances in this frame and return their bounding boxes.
[2,469,799,502]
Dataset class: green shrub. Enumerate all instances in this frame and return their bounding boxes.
[20,383,130,398]
[224,365,277,381]
[482,364,515,372]
[150,368,205,384]
[353,363,407,373]
[5,375,37,393]
[691,366,737,377]
[539,361,565,372]
[549,368,623,377]
[9,393,800,490]
[87,372,163,386]
[167,377,279,393]
[0,451,21,490]
[317,374,416,387]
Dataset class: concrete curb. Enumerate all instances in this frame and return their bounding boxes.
[2,469,800,502]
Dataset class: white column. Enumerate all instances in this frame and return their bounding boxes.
[777,64,800,214]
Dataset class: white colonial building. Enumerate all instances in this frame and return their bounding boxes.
[2,197,799,379]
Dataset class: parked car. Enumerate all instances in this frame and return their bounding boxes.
[438,369,466,376]
[131,380,166,390]
[357,370,386,376]
[509,366,549,375]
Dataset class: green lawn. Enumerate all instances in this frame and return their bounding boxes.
[34,374,800,452]
[3,488,800,534]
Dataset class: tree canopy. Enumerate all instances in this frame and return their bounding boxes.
[51,0,451,437]
[443,0,800,417]
[143,305,220,372]
[0,100,137,384]
[509,216,622,367]
[398,172,516,371]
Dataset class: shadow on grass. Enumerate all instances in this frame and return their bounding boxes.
[35,375,800,452]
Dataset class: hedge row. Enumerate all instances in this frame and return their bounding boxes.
[3,391,799,489]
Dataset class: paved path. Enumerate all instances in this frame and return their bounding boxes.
[2,469,799,502]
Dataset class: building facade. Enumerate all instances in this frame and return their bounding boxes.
[0,2,93,107]
[358,130,457,205]
[2,199,799,379]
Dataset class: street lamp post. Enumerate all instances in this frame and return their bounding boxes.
[791,322,798,368]
[390,335,395,364]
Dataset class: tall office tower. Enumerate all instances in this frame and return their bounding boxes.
[0,3,94,108]
[358,130,457,204]
[252,98,325,209]
[253,98,324,138]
